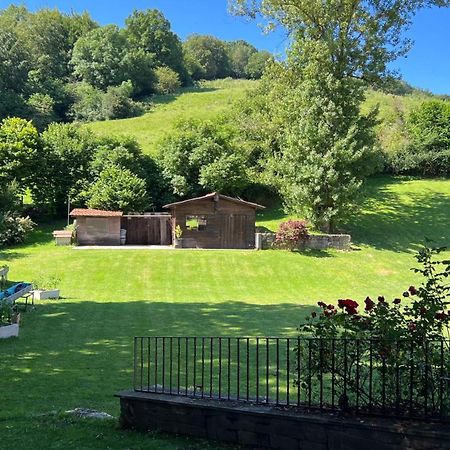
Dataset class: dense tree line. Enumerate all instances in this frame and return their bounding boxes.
[0,118,171,215]
[0,116,264,218]
[0,5,272,127]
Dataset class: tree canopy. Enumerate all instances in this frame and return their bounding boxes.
[230,0,449,231]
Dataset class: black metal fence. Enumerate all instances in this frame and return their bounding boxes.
[133,336,450,421]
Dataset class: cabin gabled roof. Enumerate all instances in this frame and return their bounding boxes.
[163,192,265,210]
[70,208,123,217]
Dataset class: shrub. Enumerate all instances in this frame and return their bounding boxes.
[68,82,104,122]
[274,220,309,251]
[101,81,144,120]
[0,213,35,247]
[300,244,450,342]
[69,81,144,122]
[154,66,181,95]
[388,100,450,176]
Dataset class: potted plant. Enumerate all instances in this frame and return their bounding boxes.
[174,225,184,248]
[0,265,8,289]
[32,275,61,300]
[0,302,20,339]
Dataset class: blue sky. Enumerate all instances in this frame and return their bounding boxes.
[1,0,449,94]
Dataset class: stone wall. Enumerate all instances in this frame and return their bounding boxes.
[256,232,351,250]
[117,391,450,450]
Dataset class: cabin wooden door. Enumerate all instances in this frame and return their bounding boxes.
[222,214,248,249]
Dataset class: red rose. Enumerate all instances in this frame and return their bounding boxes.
[420,307,427,316]
[435,312,447,320]
[365,297,375,311]
[327,304,335,310]
[393,298,401,305]
[408,322,416,331]
[311,311,317,318]
[409,286,417,295]
[338,299,359,315]
[403,291,410,298]
[378,296,385,303]
[317,301,327,308]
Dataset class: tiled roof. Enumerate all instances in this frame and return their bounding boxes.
[69,208,123,217]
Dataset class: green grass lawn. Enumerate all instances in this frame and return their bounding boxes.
[0,175,449,449]
[87,79,256,155]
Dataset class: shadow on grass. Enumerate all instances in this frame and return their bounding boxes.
[149,86,219,108]
[298,248,333,258]
[0,250,26,262]
[346,176,450,252]
[0,299,312,423]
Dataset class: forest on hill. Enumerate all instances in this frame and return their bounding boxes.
[0,5,272,126]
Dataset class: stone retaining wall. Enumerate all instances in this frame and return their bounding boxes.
[256,232,351,250]
[117,391,450,450]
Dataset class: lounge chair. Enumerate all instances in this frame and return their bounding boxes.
[0,283,33,310]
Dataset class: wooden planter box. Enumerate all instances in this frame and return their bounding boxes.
[52,230,73,246]
[0,323,19,339]
[33,289,60,300]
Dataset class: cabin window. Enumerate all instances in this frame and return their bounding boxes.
[185,215,207,231]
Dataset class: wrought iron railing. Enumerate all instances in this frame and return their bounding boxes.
[133,336,450,421]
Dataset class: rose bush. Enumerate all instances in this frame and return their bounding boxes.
[274,220,309,251]
[295,245,450,415]
[300,245,450,342]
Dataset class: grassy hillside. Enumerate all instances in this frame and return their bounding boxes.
[87,79,433,157]
[362,88,432,156]
[88,79,256,155]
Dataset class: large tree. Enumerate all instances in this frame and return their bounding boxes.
[86,165,149,213]
[226,40,257,78]
[32,123,97,214]
[71,25,155,94]
[231,0,449,231]
[0,118,41,191]
[245,50,273,79]
[183,35,231,80]
[158,119,248,197]
[125,9,187,82]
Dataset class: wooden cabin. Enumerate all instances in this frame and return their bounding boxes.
[164,193,265,249]
[70,209,122,245]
